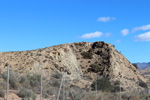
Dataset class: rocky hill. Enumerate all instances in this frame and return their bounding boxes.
[0,41,147,92]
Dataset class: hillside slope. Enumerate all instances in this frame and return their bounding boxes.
[0,41,147,91]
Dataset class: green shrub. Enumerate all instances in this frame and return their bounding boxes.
[88,48,93,52]
[89,64,101,73]
[81,52,93,59]
[20,75,27,83]
[91,78,113,92]
[132,63,138,69]
[43,87,58,98]
[2,71,19,89]
[114,80,120,86]
[26,73,41,93]
[111,86,124,92]
[27,73,41,87]
[111,80,124,92]
[139,81,148,88]
[0,89,5,98]
[49,79,61,87]
[69,85,85,100]
[51,72,62,79]
[0,80,7,89]
[19,75,31,89]
[17,88,36,100]
[112,45,115,48]
[79,49,82,52]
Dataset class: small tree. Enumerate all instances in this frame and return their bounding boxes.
[132,63,138,69]
[91,78,113,92]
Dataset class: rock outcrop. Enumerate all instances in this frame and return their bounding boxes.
[0,41,147,91]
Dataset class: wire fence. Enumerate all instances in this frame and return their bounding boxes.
[0,66,150,100]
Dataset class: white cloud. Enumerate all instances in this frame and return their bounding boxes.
[135,31,150,41]
[97,17,116,22]
[132,24,150,32]
[115,40,121,43]
[121,29,129,36]
[105,33,111,37]
[112,17,116,20]
[81,31,103,39]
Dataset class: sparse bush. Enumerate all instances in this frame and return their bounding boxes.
[51,72,62,79]
[132,63,138,69]
[0,74,2,78]
[91,78,113,92]
[139,80,148,88]
[49,79,61,87]
[111,86,124,93]
[0,89,5,98]
[2,71,19,89]
[111,80,124,92]
[69,85,86,100]
[19,75,31,89]
[38,49,43,52]
[37,54,42,56]
[26,73,41,93]
[88,48,93,52]
[17,88,36,100]
[79,49,82,52]
[81,52,93,59]
[89,64,101,73]
[114,80,120,86]
[0,80,7,89]
[27,73,41,87]
[112,45,115,48]
[43,87,58,98]
[20,75,27,83]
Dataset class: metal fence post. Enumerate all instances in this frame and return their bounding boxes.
[63,71,65,100]
[120,76,122,100]
[138,80,139,100]
[40,67,43,100]
[57,72,64,100]
[95,74,97,100]
[6,65,9,100]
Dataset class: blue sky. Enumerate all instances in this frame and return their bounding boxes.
[0,0,150,63]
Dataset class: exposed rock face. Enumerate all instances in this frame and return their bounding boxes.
[0,41,147,91]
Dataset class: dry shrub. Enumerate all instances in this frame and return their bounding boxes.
[0,89,5,98]
[17,88,36,100]
[83,92,119,100]
[89,63,101,73]
[91,78,113,92]
[2,70,20,89]
[43,87,58,98]
[81,52,93,59]
[68,85,86,100]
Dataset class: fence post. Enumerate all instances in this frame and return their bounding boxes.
[40,67,43,100]
[95,74,97,100]
[6,65,9,100]
[120,74,122,100]
[57,72,64,100]
[63,71,65,100]
[138,80,139,100]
